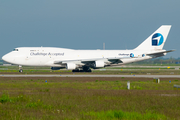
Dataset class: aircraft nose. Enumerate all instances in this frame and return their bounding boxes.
[2,54,7,61]
[2,54,12,63]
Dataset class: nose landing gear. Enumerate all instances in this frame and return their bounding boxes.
[19,69,23,73]
[19,65,23,73]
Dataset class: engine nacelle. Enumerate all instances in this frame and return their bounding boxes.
[94,61,104,68]
[66,63,76,70]
[51,67,63,70]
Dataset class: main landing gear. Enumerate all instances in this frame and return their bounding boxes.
[72,66,92,72]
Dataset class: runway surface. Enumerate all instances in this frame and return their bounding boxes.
[1,74,180,78]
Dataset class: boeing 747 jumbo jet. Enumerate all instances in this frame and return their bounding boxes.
[2,25,174,72]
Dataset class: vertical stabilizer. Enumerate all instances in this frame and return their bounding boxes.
[134,25,171,50]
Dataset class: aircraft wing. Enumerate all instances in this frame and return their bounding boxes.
[54,56,130,65]
[81,57,129,64]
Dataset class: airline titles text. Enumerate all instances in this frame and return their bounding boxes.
[30,52,64,56]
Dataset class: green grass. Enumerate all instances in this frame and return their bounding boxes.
[0,77,180,119]
[83,110,166,120]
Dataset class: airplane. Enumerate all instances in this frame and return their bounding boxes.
[2,25,174,72]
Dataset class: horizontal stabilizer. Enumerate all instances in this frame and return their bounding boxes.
[146,50,175,56]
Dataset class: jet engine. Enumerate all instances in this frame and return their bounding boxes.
[66,63,76,70]
[94,61,104,68]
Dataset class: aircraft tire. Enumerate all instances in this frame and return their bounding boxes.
[72,69,80,72]
[19,69,23,73]
[87,69,92,72]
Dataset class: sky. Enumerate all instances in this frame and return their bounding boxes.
[0,0,179,58]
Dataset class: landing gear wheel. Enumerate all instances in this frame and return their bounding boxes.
[19,69,23,73]
[72,69,79,72]
[82,66,92,72]
[87,69,92,72]
[72,67,92,72]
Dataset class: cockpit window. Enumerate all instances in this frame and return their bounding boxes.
[13,49,18,51]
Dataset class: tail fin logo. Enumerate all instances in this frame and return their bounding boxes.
[152,33,164,46]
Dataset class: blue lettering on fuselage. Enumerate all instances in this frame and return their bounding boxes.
[118,53,129,56]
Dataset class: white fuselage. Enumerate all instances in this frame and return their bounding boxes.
[2,47,154,68]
